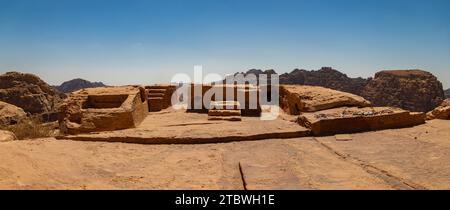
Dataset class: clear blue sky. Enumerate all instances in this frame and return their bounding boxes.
[1,0,449,88]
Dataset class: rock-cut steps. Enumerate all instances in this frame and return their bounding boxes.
[145,85,177,112]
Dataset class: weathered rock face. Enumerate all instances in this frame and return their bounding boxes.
[445,89,450,98]
[0,130,17,142]
[280,85,371,115]
[276,68,445,112]
[55,78,106,93]
[0,101,27,126]
[297,107,425,136]
[427,99,450,120]
[279,67,369,95]
[58,86,148,134]
[362,70,445,112]
[0,71,65,115]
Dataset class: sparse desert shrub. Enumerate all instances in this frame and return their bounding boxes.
[0,117,57,140]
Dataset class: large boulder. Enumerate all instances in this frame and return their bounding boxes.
[0,101,27,126]
[0,71,65,116]
[427,99,450,120]
[362,70,445,112]
[55,78,106,93]
[280,85,371,114]
[0,130,17,142]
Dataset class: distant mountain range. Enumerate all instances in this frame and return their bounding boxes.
[279,67,368,96]
[55,78,106,93]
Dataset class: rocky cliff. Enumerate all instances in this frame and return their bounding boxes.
[445,89,450,98]
[0,71,65,115]
[55,78,106,93]
[280,67,368,95]
[362,70,445,112]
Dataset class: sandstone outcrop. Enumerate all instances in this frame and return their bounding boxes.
[362,70,445,112]
[0,71,65,117]
[0,130,17,142]
[280,85,371,115]
[55,78,106,93]
[0,101,27,126]
[58,86,148,134]
[427,99,450,120]
[297,107,425,136]
[272,68,446,112]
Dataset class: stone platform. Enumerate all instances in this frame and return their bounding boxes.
[58,108,310,144]
[3,120,450,189]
